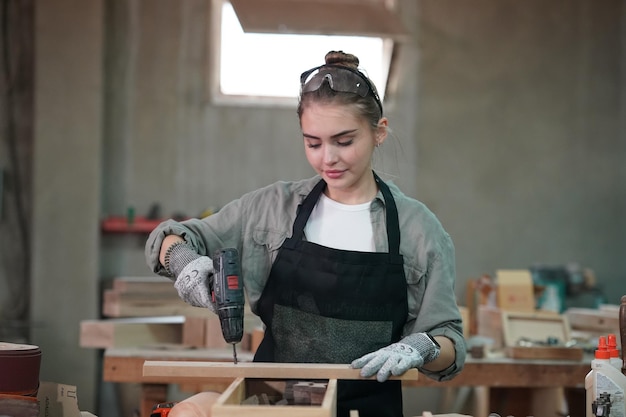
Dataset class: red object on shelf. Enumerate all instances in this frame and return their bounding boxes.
[101,216,163,233]
[0,342,42,396]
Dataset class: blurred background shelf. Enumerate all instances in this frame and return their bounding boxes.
[101,217,163,234]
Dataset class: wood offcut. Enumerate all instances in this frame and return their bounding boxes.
[142,361,419,381]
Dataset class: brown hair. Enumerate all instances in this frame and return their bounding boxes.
[297,51,382,129]
[324,50,360,68]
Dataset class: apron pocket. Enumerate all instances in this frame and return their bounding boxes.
[272,304,392,363]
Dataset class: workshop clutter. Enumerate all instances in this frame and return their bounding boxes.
[585,334,626,417]
[143,361,419,417]
[150,378,336,417]
[79,276,263,351]
[0,341,95,417]
[79,276,263,417]
[0,341,41,416]
[467,268,620,359]
[465,270,624,417]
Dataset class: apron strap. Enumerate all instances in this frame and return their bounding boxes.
[287,172,401,257]
[373,172,401,256]
[289,177,327,245]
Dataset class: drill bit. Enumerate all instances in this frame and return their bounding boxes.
[232,343,238,365]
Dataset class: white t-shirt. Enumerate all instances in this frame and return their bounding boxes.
[304,193,375,252]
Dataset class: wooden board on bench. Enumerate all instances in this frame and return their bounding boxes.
[142,361,419,381]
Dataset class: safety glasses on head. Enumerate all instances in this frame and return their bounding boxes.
[300,64,383,116]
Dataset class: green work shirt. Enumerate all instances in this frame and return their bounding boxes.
[145,175,466,381]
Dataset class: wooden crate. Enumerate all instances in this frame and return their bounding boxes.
[212,377,337,417]
[501,311,583,361]
[143,361,417,417]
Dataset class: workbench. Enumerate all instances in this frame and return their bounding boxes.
[102,347,591,417]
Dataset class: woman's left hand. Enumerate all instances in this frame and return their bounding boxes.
[350,333,440,382]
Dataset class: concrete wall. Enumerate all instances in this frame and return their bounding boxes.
[31,0,103,410]
[12,0,626,415]
[415,0,625,304]
[0,0,34,341]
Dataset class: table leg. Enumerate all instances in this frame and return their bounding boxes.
[141,384,168,417]
[473,386,489,417]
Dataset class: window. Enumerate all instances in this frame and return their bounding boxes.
[211,0,408,107]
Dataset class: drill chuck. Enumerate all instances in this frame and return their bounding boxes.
[218,306,244,344]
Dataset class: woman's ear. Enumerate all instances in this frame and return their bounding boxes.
[376,117,389,146]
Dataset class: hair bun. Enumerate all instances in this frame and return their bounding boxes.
[324,51,359,69]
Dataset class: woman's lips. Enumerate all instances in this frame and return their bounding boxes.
[325,170,345,179]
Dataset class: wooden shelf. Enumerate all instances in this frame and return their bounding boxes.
[101,216,163,234]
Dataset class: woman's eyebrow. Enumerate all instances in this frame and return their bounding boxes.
[331,129,358,139]
[303,129,358,140]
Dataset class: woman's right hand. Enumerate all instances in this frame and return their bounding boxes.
[174,256,217,311]
[160,235,217,311]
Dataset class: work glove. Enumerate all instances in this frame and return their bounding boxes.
[350,333,440,382]
[165,242,217,312]
[174,256,216,312]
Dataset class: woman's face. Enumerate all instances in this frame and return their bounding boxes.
[301,102,387,204]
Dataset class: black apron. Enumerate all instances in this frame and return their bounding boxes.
[254,173,409,417]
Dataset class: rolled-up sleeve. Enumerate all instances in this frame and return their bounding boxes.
[411,233,466,381]
[145,197,246,277]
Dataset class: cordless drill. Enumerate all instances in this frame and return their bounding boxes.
[212,248,244,364]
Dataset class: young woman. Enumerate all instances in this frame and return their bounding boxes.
[146,51,466,417]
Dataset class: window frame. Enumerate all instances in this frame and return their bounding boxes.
[208,0,406,109]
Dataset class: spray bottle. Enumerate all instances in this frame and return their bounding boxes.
[586,335,626,417]
[608,334,624,371]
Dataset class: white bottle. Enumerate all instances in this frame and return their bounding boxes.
[608,333,624,371]
[586,336,626,417]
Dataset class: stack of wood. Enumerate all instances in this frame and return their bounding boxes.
[79,276,263,351]
[102,276,203,318]
[565,304,621,348]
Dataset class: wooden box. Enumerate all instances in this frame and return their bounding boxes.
[212,377,337,417]
[501,311,583,360]
[143,361,418,417]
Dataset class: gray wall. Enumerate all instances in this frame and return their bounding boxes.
[0,0,622,415]
[31,0,103,411]
[416,0,626,304]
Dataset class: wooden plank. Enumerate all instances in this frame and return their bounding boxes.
[217,377,246,406]
[111,276,177,293]
[182,316,211,348]
[140,384,167,417]
[229,0,409,39]
[143,361,419,381]
[477,305,504,349]
[80,316,185,348]
[103,348,250,383]
[104,347,590,388]
[104,289,179,302]
[505,346,583,361]
[565,307,619,332]
[183,310,261,349]
[103,294,206,317]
